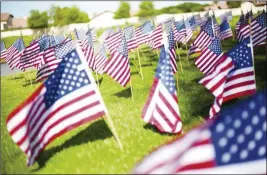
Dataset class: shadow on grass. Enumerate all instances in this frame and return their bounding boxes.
[96,77,104,87]
[113,87,131,98]
[138,63,153,68]
[143,124,175,136]
[23,79,39,87]
[33,119,112,171]
[9,75,25,80]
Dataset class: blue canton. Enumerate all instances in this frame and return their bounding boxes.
[54,41,74,60]
[156,47,176,94]
[255,12,266,28]
[203,18,214,37]
[168,29,175,50]
[124,25,135,40]
[44,49,91,108]
[210,89,266,166]
[1,40,6,51]
[164,20,174,34]
[141,21,154,34]
[117,35,128,58]
[176,21,185,31]
[220,20,230,32]
[38,36,50,51]
[227,38,252,70]
[86,29,93,47]
[14,38,25,52]
[208,37,223,56]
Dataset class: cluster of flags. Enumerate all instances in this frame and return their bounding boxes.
[2,8,266,170]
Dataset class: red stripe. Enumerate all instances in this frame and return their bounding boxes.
[223,89,256,102]
[176,160,216,172]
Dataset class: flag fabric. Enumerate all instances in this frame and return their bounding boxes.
[237,18,250,42]
[193,18,213,50]
[188,44,202,55]
[135,21,154,46]
[36,40,74,82]
[195,37,224,75]
[19,36,50,71]
[194,14,202,26]
[7,45,108,166]
[74,28,87,40]
[150,24,163,49]
[219,20,233,40]
[235,13,244,35]
[164,18,174,34]
[133,89,266,174]
[141,46,182,133]
[5,38,25,70]
[174,21,186,43]
[251,12,266,47]
[200,38,256,117]
[82,29,95,69]
[103,35,130,87]
[94,45,108,74]
[124,25,138,51]
[1,40,7,59]
[184,19,193,44]
[189,16,197,30]
[212,15,220,37]
[105,29,123,55]
[227,11,233,21]
[168,29,178,74]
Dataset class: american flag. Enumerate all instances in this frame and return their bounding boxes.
[164,18,174,34]
[141,46,182,133]
[219,20,233,40]
[5,38,25,70]
[124,25,138,51]
[7,46,108,166]
[194,14,202,26]
[184,19,193,44]
[195,37,224,75]
[212,15,220,37]
[237,17,250,42]
[193,18,213,50]
[200,38,256,117]
[251,11,266,47]
[82,29,95,69]
[189,16,197,30]
[1,40,7,59]
[36,40,74,82]
[89,28,98,42]
[235,13,244,35]
[168,29,178,74]
[103,35,130,87]
[245,10,254,21]
[174,21,186,43]
[133,89,266,174]
[150,24,163,49]
[105,29,123,55]
[135,21,154,46]
[19,36,50,71]
[74,28,87,40]
[94,44,108,74]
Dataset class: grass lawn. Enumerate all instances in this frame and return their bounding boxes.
[1,16,266,174]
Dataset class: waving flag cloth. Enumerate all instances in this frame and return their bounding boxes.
[193,18,213,50]
[141,45,182,134]
[219,20,233,40]
[124,25,138,51]
[19,36,51,71]
[189,16,197,30]
[105,29,123,55]
[200,38,256,117]
[150,23,163,49]
[184,19,193,44]
[168,29,178,74]
[83,29,95,69]
[5,37,25,70]
[212,15,220,37]
[36,40,74,82]
[94,44,108,74]
[103,34,130,87]
[194,14,202,26]
[133,89,266,174]
[251,11,266,47]
[6,43,109,166]
[175,20,186,43]
[237,16,250,42]
[235,12,244,35]
[135,21,154,46]
[1,40,7,60]
[195,37,224,75]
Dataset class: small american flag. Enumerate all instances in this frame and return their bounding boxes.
[212,15,220,37]
[105,29,123,55]
[1,40,7,59]
[82,29,95,69]
[36,40,74,82]
[168,29,178,74]
[141,46,182,133]
[103,35,130,87]
[74,28,87,40]
[174,21,186,43]
[195,37,224,75]
[7,45,108,166]
[5,38,25,70]
[219,20,233,40]
[19,36,50,71]
[184,19,193,44]
[193,18,213,50]
[94,44,108,74]
[188,44,202,55]
[124,25,138,51]
[189,16,197,30]
[235,13,244,35]
[135,21,154,46]
[150,24,163,49]
[133,89,266,174]
[164,18,174,34]
[251,11,266,47]
[237,17,250,42]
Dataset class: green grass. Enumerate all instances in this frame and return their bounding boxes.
[1,16,266,174]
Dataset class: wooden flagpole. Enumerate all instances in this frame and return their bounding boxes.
[248,13,256,88]
[176,43,183,73]
[130,78,134,102]
[136,48,144,80]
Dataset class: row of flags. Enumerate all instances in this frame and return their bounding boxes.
[2,9,266,168]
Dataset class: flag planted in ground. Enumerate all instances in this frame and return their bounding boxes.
[251,11,266,47]
[133,89,266,174]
